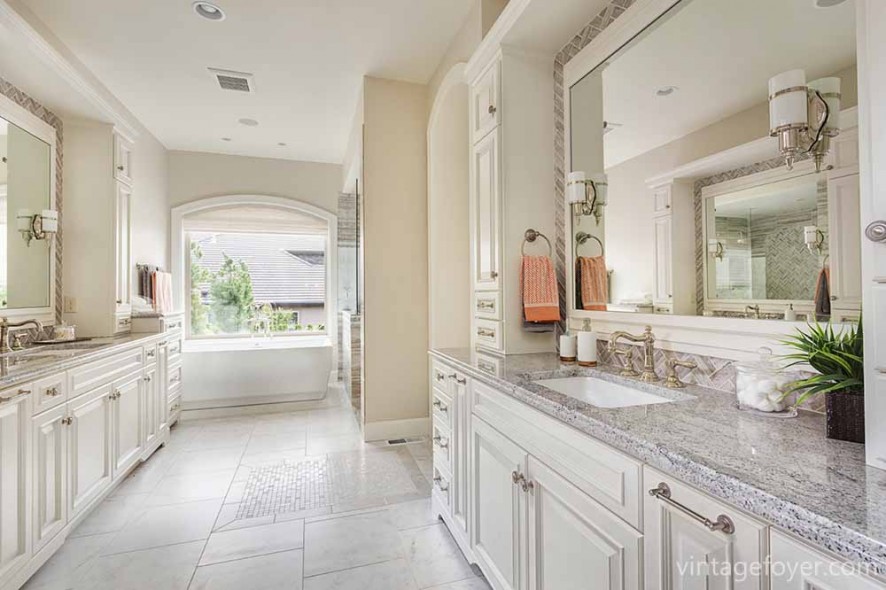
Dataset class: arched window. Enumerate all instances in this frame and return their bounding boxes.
[171,196,336,340]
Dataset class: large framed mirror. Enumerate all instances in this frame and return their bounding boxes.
[565,0,859,326]
[0,93,58,323]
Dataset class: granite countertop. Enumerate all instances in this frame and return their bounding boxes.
[432,347,886,576]
[0,333,164,393]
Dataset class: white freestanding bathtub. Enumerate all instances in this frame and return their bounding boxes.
[181,336,333,410]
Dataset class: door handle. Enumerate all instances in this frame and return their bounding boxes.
[866,220,886,243]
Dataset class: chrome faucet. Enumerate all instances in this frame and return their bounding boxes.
[609,325,658,382]
[745,305,761,319]
[0,318,44,354]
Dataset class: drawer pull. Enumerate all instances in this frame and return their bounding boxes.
[435,372,445,382]
[432,400,449,413]
[477,300,495,310]
[649,483,735,535]
[433,435,449,450]
[45,386,61,397]
[477,328,496,338]
[61,417,73,426]
[488,104,497,115]
[146,350,156,358]
[433,476,450,492]
[455,377,467,385]
[511,471,534,493]
[478,360,496,374]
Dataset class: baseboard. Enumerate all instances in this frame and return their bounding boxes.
[363,417,430,442]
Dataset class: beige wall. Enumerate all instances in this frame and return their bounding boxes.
[131,132,170,275]
[428,2,483,110]
[168,151,342,215]
[362,76,429,435]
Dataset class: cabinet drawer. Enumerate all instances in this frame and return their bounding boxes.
[471,59,501,143]
[474,351,503,378]
[432,418,453,475]
[432,389,453,429]
[644,466,769,590]
[771,530,886,589]
[144,343,158,366]
[167,362,182,389]
[431,361,451,393]
[168,337,182,361]
[474,319,503,352]
[652,185,672,215]
[432,465,452,512]
[165,316,184,333]
[474,291,501,320]
[472,379,643,528]
[115,314,132,334]
[69,348,144,399]
[33,372,67,414]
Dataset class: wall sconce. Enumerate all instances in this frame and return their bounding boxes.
[708,239,724,261]
[804,225,826,255]
[567,171,607,225]
[768,70,841,172]
[17,209,58,247]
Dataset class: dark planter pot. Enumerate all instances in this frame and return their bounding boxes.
[825,389,865,444]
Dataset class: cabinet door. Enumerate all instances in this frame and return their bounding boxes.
[471,130,502,292]
[653,186,673,215]
[451,373,470,537]
[827,173,862,310]
[157,342,170,433]
[771,530,886,590]
[653,216,673,304]
[471,60,500,143]
[644,468,768,590]
[471,417,527,590]
[113,374,142,475]
[526,457,642,590]
[69,384,113,517]
[115,183,133,314]
[143,366,159,450]
[0,389,32,583]
[32,404,67,553]
[113,132,134,186]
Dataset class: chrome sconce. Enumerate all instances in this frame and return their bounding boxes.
[707,239,724,262]
[804,225,826,255]
[16,209,58,247]
[567,171,607,225]
[768,70,841,172]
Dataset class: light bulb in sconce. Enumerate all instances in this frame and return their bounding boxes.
[567,171,608,225]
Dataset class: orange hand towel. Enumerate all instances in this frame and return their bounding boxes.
[521,255,560,323]
[578,256,608,311]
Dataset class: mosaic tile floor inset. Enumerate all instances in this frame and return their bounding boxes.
[235,446,429,520]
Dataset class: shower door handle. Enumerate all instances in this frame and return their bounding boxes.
[866,220,886,243]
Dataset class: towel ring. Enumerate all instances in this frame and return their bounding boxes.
[522,229,552,256]
[576,232,604,256]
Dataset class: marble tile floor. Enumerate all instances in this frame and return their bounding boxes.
[22,399,489,590]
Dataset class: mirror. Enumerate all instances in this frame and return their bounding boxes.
[0,114,54,310]
[567,0,859,322]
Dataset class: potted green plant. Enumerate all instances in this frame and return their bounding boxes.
[782,320,864,443]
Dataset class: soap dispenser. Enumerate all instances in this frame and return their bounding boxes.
[784,304,796,322]
[577,319,598,367]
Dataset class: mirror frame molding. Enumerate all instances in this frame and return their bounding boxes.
[560,0,860,361]
[0,91,58,325]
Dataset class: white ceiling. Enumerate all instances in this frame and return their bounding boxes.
[594,0,857,168]
[20,0,475,164]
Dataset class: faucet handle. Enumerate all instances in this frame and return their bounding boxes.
[665,359,697,389]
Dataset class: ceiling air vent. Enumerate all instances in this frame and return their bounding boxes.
[208,68,255,93]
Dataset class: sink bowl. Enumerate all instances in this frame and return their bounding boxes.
[534,376,676,408]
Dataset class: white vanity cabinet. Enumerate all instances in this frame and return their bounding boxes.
[771,530,886,590]
[63,122,135,337]
[67,383,114,518]
[0,388,32,586]
[644,466,769,590]
[31,404,68,553]
[467,48,555,355]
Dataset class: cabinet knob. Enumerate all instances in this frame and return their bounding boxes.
[61,417,73,426]
[117,165,125,171]
[46,387,61,397]
[488,104,497,115]
[490,271,499,279]
[866,220,886,243]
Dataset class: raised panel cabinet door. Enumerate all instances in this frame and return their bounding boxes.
[526,457,642,590]
[113,132,134,186]
[157,342,170,433]
[69,384,114,517]
[0,389,32,583]
[827,173,862,309]
[114,183,133,313]
[471,130,502,292]
[644,468,769,590]
[471,60,500,143]
[451,373,470,537]
[471,417,527,590]
[113,374,143,476]
[143,366,159,450]
[653,216,673,303]
[32,404,68,553]
[770,530,886,590]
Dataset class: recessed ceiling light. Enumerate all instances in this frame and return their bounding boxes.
[814,0,847,7]
[193,2,226,21]
[656,86,678,97]
[277,142,287,147]
[238,118,259,127]
[221,137,232,142]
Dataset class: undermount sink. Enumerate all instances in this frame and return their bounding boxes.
[534,376,676,408]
